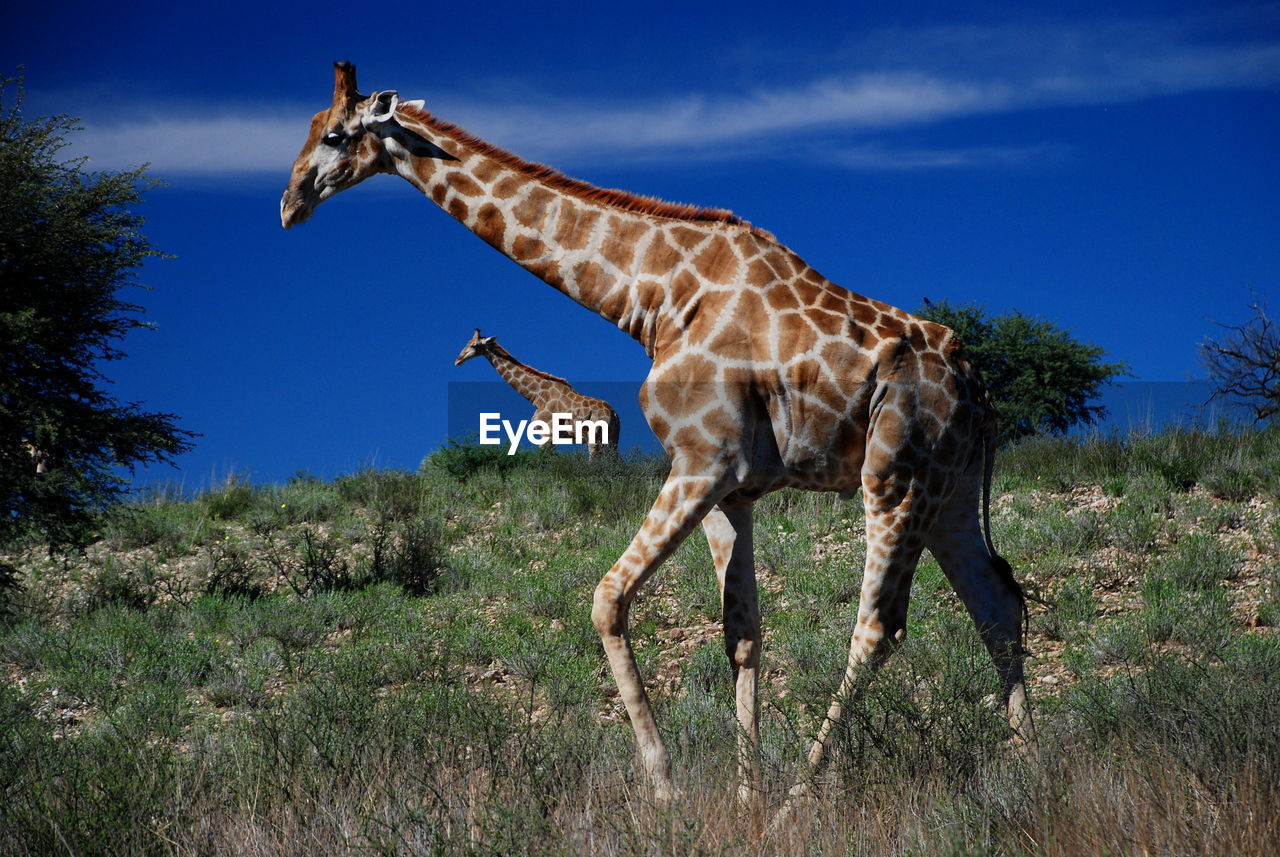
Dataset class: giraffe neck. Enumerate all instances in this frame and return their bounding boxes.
[483,343,568,409]
[384,106,747,354]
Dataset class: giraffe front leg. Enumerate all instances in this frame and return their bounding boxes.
[592,471,727,801]
[703,502,761,812]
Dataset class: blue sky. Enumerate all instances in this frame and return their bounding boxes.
[4,1,1278,488]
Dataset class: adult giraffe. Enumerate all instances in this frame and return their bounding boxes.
[454,329,620,460]
[281,62,1034,807]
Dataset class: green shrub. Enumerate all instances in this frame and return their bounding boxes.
[101,502,192,552]
[197,537,260,599]
[1257,564,1280,628]
[997,434,1123,491]
[423,435,540,480]
[1133,442,1201,492]
[1042,578,1098,641]
[335,467,425,520]
[1203,463,1259,501]
[1140,575,1235,649]
[1064,635,1280,779]
[1106,486,1171,553]
[199,473,258,520]
[386,515,451,595]
[822,616,1009,789]
[261,525,353,596]
[1158,533,1240,590]
[73,555,160,615]
[0,560,22,625]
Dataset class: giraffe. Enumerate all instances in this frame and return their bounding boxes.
[281,62,1034,808]
[454,329,620,460]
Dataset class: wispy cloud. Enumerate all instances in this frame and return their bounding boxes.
[74,115,306,176]
[821,143,1063,171]
[66,13,1280,176]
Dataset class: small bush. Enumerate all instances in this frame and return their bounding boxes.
[996,433,1129,492]
[361,515,452,596]
[0,561,22,625]
[424,436,540,481]
[102,503,191,552]
[1257,565,1280,627]
[1089,619,1147,666]
[74,555,159,614]
[1134,442,1201,492]
[263,526,353,596]
[275,474,345,523]
[1158,533,1240,590]
[1203,463,1259,501]
[1042,577,1097,641]
[1065,636,1280,778]
[336,467,425,519]
[823,620,1009,789]
[198,537,260,599]
[1106,487,1171,553]
[200,473,258,520]
[1140,575,1234,649]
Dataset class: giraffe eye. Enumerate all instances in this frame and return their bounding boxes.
[322,130,347,146]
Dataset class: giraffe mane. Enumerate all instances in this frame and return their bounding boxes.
[395,103,750,228]
[486,341,574,388]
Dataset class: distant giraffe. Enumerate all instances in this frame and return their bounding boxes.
[454,329,620,460]
[282,62,1033,810]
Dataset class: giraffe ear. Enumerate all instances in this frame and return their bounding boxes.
[364,90,400,126]
[362,92,459,160]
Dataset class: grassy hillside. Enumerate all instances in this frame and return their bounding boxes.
[2,429,1279,856]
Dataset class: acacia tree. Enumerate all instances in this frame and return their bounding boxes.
[1,74,194,550]
[916,299,1127,445]
[1200,298,1279,425]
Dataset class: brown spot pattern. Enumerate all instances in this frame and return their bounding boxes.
[449,174,483,198]
[553,205,600,251]
[693,235,739,284]
[642,237,681,275]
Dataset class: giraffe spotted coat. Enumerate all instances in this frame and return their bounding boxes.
[282,62,1034,811]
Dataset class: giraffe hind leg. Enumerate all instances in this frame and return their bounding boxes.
[926,494,1035,750]
[795,497,928,791]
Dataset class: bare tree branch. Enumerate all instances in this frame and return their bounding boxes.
[1200,298,1280,424]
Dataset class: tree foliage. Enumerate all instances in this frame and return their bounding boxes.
[1200,297,1279,425]
[1,74,194,549]
[915,299,1127,446]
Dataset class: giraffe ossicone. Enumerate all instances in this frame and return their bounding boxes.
[282,61,1035,811]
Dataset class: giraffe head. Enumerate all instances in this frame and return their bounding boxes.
[280,62,455,228]
[454,329,497,366]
